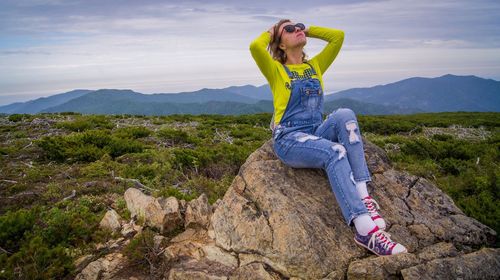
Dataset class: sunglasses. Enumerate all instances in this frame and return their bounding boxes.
[279,23,306,40]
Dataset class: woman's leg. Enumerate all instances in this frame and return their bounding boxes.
[314,108,386,229]
[273,130,407,255]
[313,107,371,183]
[273,130,369,226]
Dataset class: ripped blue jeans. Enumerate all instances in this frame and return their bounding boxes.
[272,108,372,226]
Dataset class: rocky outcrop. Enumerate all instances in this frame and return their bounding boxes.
[184,193,212,229]
[99,209,122,233]
[124,188,183,233]
[347,242,458,279]
[75,253,128,280]
[77,138,498,280]
[209,139,496,279]
[401,247,500,279]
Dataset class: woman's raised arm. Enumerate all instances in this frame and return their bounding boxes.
[307,26,345,74]
[249,27,277,84]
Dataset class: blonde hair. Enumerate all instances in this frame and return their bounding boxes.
[268,19,307,64]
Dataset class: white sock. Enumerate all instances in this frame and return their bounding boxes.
[356,180,369,199]
[353,214,378,236]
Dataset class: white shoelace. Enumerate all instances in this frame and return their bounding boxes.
[367,230,395,250]
[363,197,380,214]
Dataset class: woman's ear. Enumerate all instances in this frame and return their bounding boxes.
[279,43,286,51]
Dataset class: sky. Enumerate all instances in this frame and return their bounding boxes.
[1,0,500,105]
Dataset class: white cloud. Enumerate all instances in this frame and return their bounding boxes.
[0,0,499,104]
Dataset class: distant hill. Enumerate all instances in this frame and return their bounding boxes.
[147,86,271,103]
[0,86,272,115]
[43,98,275,115]
[40,97,417,116]
[325,74,500,112]
[0,90,92,114]
[324,98,422,115]
[1,74,498,115]
[222,84,273,101]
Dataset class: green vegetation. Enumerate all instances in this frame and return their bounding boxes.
[8,114,34,122]
[123,228,169,276]
[55,115,114,131]
[357,113,499,241]
[358,112,500,134]
[36,129,145,162]
[0,197,107,279]
[0,111,498,278]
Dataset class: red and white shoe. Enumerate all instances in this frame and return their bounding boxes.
[354,226,407,256]
[362,196,386,230]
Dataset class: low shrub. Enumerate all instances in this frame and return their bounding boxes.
[157,128,197,145]
[114,126,152,139]
[56,115,113,132]
[8,114,32,122]
[123,228,170,276]
[36,129,144,162]
[0,196,108,279]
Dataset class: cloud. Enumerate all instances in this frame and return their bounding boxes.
[0,49,52,55]
[0,0,499,103]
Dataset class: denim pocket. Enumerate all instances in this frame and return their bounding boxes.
[300,79,323,111]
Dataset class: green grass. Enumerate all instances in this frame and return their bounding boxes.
[0,111,498,278]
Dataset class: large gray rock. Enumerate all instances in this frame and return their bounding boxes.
[401,247,500,280]
[347,242,459,279]
[348,253,420,280]
[209,139,496,279]
[166,258,234,280]
[164,228,238,269]
[229,262,282,280]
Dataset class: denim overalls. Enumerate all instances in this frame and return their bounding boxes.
[272,62,372,226]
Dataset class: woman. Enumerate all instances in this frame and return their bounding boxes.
[249,19,407,256]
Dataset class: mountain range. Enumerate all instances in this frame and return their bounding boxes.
[325,74,500,112]
[1,74,498,116]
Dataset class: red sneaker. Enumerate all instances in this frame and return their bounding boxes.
[354,227,407,256]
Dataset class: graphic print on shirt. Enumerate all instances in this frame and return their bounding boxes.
[288,68,315,80]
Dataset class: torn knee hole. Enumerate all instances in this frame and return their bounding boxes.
[331,144,346,160]
[345,120,360,144]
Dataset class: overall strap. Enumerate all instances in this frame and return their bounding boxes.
[304,61,317,75]
[281,63,294,79]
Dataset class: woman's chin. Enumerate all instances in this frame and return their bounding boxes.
[297,39,307,48]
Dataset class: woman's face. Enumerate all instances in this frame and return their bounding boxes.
[278,21,307,50]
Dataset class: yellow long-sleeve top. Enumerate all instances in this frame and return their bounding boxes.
[249,26,344,128]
